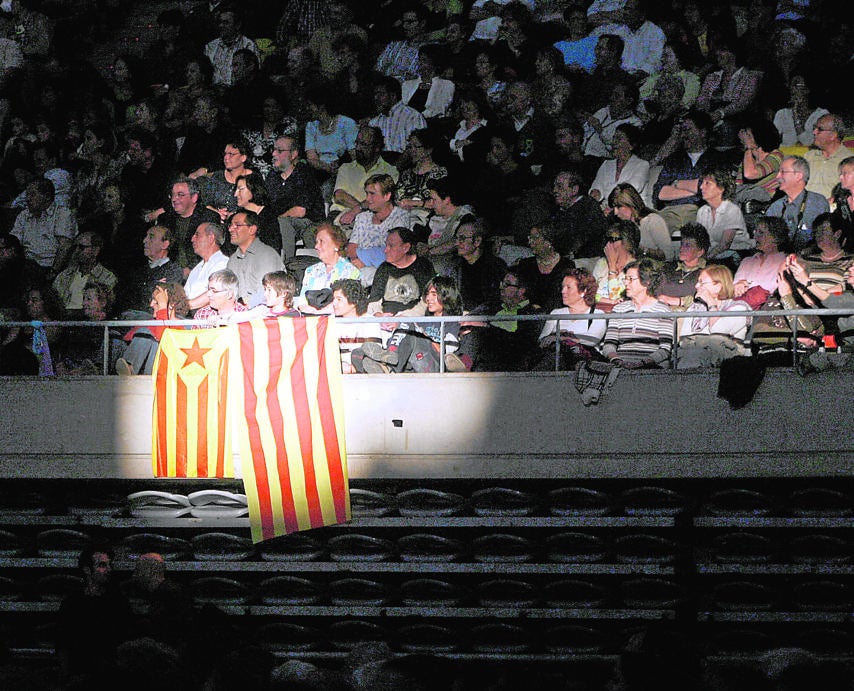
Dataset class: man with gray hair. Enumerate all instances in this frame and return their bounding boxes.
[804,113,849,201]
[192,269,248,327]
[185,222,229,311]
[766,155,830,251]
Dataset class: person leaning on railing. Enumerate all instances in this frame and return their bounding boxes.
[780,258,854,373]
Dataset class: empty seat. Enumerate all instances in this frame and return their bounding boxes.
[117,533,192,561]
[258,534,324,561]
[471,533,534,563]
[549,487,612,516]
[35,529,91,558]
[327,534,395,562]
[708,628,776,655]
[546,532,608,563]
[258,576,321,606]
[620,486,686,516]
[190,576,249,605]
[543,579,609,608]
[788,488,852,517]
[397,534,464,563]
[0,576,22,601]
[329,578,389,605]
[126,491,192,519]
[620,578,686,609]
[36,574,84,602]
[396,489,465,516]
[711,581,777,611]
[794,627,854,655]
[257,622,320,652]
[191,532,254,561]
[712,532,776,563]
[0,529,23,557]
[398,624,458,653]
[349,489,396,517]
[790,580,851,611]
[544,624,610,654]
[476,578,537,607]
[614,534,677,564]
[328,620,387,650]
[704,489,773,517]
[469,622,530,653]
[470,487,537,516]
[789,534,850,564]
[399,578,466,606]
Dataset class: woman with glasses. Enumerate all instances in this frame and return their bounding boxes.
[677,264,750,368]
[226,172,280,253]
[602,259,673,369]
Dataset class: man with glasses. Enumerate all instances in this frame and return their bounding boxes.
[158,176,220,272]
[264,135,324,261]
[804,114,849,201]
[225,210,284,307]
[52,231,117,316]
[193,269,248,327]
[766,156,829,251]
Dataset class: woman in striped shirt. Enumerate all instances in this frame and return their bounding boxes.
[602,259,673,369]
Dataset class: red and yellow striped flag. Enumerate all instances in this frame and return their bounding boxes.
[228,318,350,543]
[152,328,233,478]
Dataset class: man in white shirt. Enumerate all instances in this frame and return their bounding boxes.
[591,0,664,80]
[368,77,426,154]
[185,222,229,311]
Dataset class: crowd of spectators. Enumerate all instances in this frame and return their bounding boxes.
[1,0,853,375]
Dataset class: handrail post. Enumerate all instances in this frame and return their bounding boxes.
[554,318,560,371]
[102,325,110,376]
[671,317,679,370]
[791,313,798,370]
[439,319,446,373]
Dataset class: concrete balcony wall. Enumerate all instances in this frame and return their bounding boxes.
[0,371,851,480]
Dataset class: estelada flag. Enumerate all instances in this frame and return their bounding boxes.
[152,328,233,478]
[228,317,350,543]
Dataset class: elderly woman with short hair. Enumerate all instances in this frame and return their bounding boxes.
[536,267,607,369]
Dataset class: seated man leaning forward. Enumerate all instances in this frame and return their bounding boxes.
[346,173,412,272]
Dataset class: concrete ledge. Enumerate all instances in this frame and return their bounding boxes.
[1,370,851,480]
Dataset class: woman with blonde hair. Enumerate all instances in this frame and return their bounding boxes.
[678,264,751,367]
[608,183,672,260]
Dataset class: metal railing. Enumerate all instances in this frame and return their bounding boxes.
[4,306,853,375]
